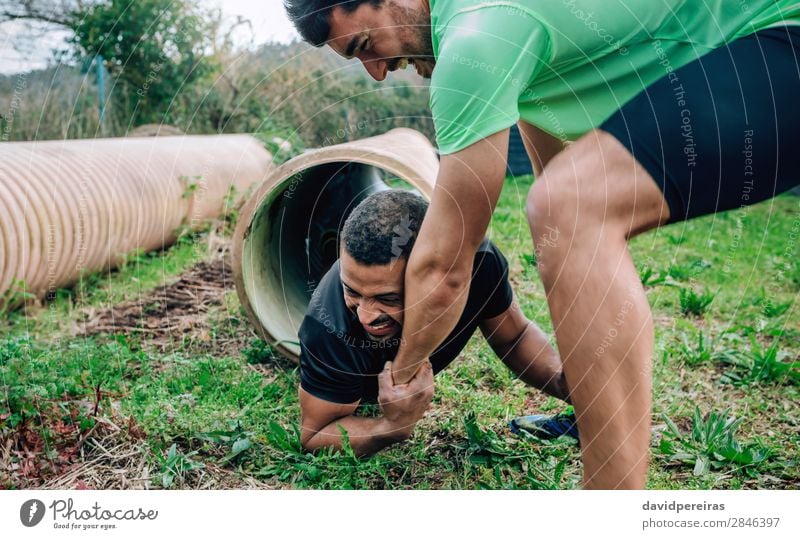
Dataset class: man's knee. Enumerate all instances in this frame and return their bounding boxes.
[526,173,573,259]
[525,169,583,283]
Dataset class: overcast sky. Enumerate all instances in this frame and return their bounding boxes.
[0,0,299,74]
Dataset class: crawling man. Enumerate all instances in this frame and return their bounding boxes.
[298,190,575,455]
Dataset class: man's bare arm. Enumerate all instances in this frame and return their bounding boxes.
[391,130,510,383]
[299,388,406,456]
[516,121,568,177]
[300,361,434,457]
[479,298,569,402]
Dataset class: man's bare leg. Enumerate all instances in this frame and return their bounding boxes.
[526,129,671,489]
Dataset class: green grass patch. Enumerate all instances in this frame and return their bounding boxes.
[658,407,772,477]
[679,287,716,316]
[717,337,800,386]
[1,178,798,489]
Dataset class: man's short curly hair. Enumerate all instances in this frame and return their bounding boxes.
[341,190,428,265]
[284,0,384,46]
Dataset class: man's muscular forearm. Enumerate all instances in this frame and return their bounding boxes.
[500,320,570,401]
[301,415,413,457]
[390,246,472,383]
[391,132,510,383]
[301,361,434,457]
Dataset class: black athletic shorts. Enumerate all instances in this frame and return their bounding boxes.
[601,25,800,224]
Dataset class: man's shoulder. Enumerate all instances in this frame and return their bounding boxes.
[431,0,539,27]
[431,0,546,47]
[302,260,352,331]
[473,238,507,270]
[464,238,513,318]
[298,264,361,374]
[476,237,499,253]
[298,262,379,405]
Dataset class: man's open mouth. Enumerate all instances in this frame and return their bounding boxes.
[363,318,398,336]
[391,57,425,77]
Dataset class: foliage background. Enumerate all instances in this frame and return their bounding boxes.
[0,0,434,146]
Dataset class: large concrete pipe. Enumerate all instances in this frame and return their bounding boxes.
[233,128,439,362]
[0,135,274,307]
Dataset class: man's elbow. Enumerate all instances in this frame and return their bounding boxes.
[415,270,469,313]
[300,433,337,455]
[408,251,472,304]
[300,430,315,453]
[300,425,327,453]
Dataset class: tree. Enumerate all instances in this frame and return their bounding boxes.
[69,0,216,125]
[0,1,77,27]
[1,0,216,126]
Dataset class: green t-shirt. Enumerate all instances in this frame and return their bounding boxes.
[429,0,800,155]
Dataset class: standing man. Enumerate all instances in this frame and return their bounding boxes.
[285,0,800,488]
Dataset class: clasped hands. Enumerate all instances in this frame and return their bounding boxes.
[378,360,434,439]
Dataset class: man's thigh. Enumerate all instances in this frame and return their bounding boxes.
[601,25,800,224]
[533,129,671,238]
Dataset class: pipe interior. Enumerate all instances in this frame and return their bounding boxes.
[243,161,418,356]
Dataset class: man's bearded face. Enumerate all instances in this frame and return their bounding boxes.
[327,1,435,81]
[339,249,406,343]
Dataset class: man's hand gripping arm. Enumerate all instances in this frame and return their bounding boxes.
[300,361,434,457]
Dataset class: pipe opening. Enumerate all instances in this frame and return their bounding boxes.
[234,128,439,362]
[241,161,405,357]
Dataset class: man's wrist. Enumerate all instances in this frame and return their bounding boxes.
[380,416,415,441]
[391,357,427,384]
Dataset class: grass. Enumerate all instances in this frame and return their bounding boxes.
[1,176,798,490]
[717,337,800,386]
[671,330,718,366]
[657,407,772,477]
[679,287,716,316]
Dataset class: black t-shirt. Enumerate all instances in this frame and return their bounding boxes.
[299,239,513,404]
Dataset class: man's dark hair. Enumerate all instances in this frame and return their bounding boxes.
[284,0,384,47]
[341,190,428,265]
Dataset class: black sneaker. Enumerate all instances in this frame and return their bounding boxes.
[509,410,579,441]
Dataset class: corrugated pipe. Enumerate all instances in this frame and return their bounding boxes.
[233,128,439,362]
[0,135,274,309]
